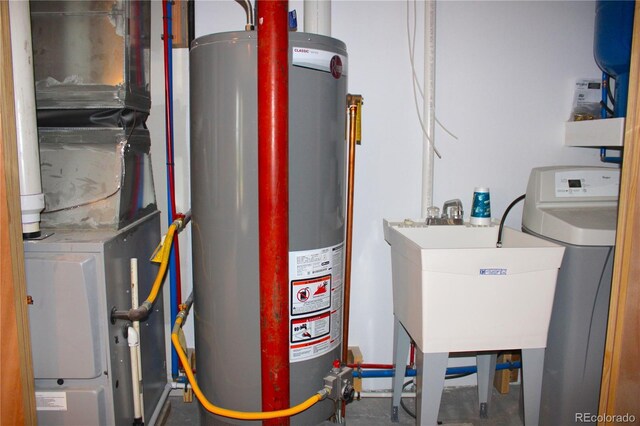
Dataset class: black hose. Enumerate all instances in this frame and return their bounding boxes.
[400,381,416,419]
[600,100,614,117]
[399,374,467,421]
[605,74,615,107]
[496,194,526,248]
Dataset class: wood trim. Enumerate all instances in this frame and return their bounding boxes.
[599,2,640,423]
[172,0,190,49]
[0,2,36,424]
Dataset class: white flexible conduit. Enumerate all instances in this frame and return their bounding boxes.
[9,1,45,236]
[421,0,436,217]
[304,0,331,36]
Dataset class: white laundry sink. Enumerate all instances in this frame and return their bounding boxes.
[384,220,565,353]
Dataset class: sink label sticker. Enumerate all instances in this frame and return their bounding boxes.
[480,268,507,275]
[289,243,344,362]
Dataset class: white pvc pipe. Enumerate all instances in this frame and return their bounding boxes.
[128,327,143,421]
[9,1,44,236]
[130,259,145,420]
[420,0,436,217]
[304,0,331,36]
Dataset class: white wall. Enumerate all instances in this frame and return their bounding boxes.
[151,0,605,389]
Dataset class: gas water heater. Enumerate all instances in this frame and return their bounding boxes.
[190,32,348,425]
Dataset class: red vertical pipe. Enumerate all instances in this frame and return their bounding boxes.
[257,1,290,424]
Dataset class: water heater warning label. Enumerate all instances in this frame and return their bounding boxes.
[291,312,330,343]
[289,243,344,362]
[291,275,331,316]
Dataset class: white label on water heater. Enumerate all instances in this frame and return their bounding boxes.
[292,47,348,77]
[289,243,344,362]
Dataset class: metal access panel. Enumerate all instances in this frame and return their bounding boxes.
[24,212,166,425]
[30,0,151,111]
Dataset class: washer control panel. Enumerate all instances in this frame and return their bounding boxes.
[554,169,619,198]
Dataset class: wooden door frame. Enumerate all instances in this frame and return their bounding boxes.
[0,2,36,424]
[598,2,640,423]
[0,1,638,425]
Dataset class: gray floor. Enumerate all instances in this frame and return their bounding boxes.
[162,385,522,425]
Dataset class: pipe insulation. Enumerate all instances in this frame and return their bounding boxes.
[9,1,44,237]
[304,0,331,36]
[420,0,436,217]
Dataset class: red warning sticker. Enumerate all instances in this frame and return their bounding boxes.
[290,311,331,343]
[291,275,331,316]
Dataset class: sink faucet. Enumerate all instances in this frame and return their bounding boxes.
[423,199,464,225]
[442,199,464,224]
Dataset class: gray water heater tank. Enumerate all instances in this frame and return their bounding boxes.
[190,31,348,425]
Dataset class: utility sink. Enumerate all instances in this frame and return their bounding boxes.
[384,220,565,354]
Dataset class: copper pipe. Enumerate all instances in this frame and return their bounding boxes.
[342,101,359,365]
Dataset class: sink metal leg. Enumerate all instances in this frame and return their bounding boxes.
[521,347,545,426]
[391,316,411,422]
[476,352,497,418]
[416,350,448,426]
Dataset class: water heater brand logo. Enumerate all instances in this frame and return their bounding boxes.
[330,55,343,79]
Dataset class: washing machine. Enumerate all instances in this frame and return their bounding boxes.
[522,166,620,425]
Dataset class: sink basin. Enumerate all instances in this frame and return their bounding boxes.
[384,220,565,353]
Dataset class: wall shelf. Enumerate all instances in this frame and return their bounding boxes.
[564,117,625,147]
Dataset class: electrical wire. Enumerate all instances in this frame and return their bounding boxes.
[171,296,327,420]
[41,187,121,214]
[405,0,459,146]
[407,0,458,142]
[405,0,441,159]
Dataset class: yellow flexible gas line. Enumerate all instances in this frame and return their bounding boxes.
[111,217,189,323]
[145,222,177,305]
[171,311,326,420]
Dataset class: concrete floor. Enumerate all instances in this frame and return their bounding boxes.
[161,385,522,425]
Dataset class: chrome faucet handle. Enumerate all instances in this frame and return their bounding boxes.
[442,199,464,219]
